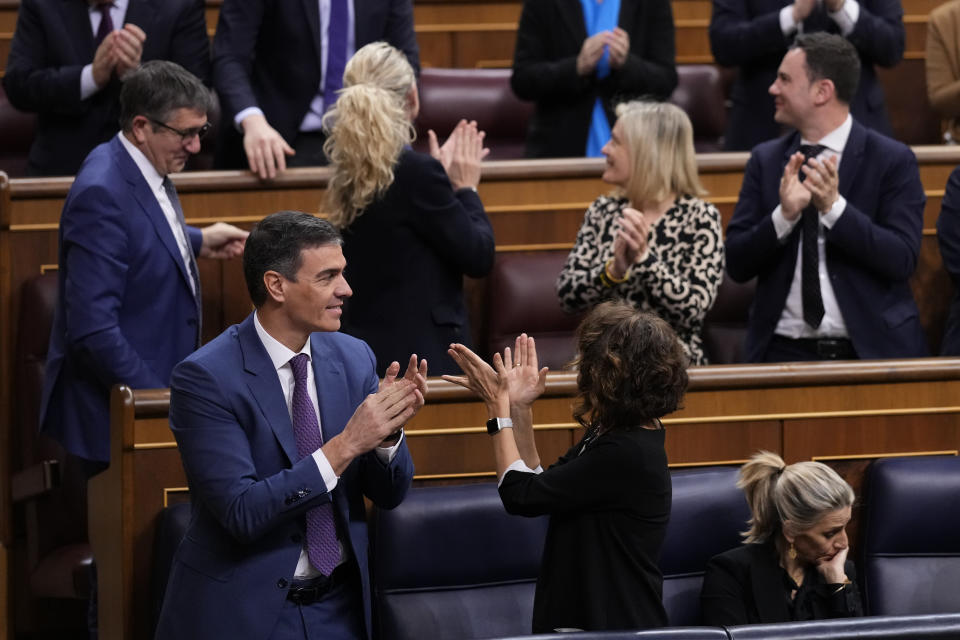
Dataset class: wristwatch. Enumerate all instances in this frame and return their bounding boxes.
[486,417,513,435]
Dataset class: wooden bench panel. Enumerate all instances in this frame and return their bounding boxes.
[89,359,960,637]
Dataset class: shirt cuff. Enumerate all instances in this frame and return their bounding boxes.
[311,448,340,493]
[234,106,265,132]
[375,430,404,464]
[497,459,542,487]
[820,195,847,228]
[80,64,99,101]
[780,5,799,35]
[829,0,859,35]
[772,205,800,240]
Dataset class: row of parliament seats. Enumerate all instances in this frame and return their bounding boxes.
[9,248,752,632]
[145,456,960,639]
[0,65,726,176]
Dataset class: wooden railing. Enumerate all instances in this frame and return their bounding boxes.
[91,358,960,638]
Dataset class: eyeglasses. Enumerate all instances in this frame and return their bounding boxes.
[148,118,212,142]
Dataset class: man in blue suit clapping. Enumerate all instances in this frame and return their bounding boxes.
[725,33,927,362]
[155,211,425,639]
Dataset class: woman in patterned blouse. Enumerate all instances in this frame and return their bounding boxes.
[556,100,725,365]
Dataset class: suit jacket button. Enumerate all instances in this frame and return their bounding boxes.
[277,578,288,589]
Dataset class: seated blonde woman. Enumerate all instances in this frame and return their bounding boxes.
[323,42,495,376]
[556,101,724,365]
[701,451,863,625]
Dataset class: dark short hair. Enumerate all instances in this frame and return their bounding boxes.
[243,211,343,307]
[119,60,213,132]
[571,302,689,431]
[792,33,861,104]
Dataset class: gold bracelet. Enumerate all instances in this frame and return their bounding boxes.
[603,258,630,284]
[832,578,852,594]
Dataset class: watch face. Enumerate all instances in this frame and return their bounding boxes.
[486,417,501,435]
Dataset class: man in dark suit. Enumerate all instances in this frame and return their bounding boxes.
[212,0,420,178]
[937,167,960,356]
[39,61,248,473]
[725,33,927,362]
[155,211,424,639]
[2,0,210,176]
[709,0,904,151]
[510,0,678,158]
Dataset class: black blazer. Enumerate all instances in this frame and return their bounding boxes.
[701,540,863,625]
[725,121,928,361]
[211,0,420,168]
[338,149,494,377]
[2,0,210,176]
[510,0,678,158]
[938,166,960,356]
[709,0,904,150]
[499,427,671,633]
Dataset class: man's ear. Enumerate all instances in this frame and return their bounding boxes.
[129,115,150,144]
[813,78,835,106]
[263,270,286,304]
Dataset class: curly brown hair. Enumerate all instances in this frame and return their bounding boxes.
[571,302,689,432]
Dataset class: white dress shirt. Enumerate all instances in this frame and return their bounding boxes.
[252,311,402,577]
[117,132,197,295]
[233,0,357,132]
[80,0,130,100]
[770,114,854,339]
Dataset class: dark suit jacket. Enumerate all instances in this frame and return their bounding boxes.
[154,315,414,640]
[339,149,495,376]
[211,0,420,168]
[937,166,960,355]
[499,428,670,633]
[38,136,203,464]
[1,0,210,176]
[511,0,678,158]
[725,120,928,361]
[701,540,863,625]
[709,0,904,150]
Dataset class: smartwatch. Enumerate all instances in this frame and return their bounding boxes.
[486,417,513,435]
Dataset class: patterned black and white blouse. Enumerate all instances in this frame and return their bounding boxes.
[556,194,725,365]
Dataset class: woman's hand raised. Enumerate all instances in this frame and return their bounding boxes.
[443,343,510,418]
[502,334,548,411]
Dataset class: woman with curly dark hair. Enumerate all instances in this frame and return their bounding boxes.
[444,301,689,633]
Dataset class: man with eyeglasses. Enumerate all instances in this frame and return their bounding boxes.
[40,60,249,476]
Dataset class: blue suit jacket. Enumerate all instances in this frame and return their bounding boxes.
[725,120,928,361]
[1,0,210,176]
[39,135,203,463]
[709,0,904,151]
[154,315,414,640]
[937,166,960,356]
[211,0,420,168]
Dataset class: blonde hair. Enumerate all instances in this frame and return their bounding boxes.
[738,451,855,543]
[615,101,705,204]
[322,42,416,228]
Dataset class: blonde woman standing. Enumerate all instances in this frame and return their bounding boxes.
[555,101,724,365]
[701,452,864,624]
[323,43,494,376]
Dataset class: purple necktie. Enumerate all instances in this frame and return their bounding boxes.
[289,353,340,575]
[322,0,349,111]
[94,2,114,47]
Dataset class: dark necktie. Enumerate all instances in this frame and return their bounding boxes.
[162,177,202,347]
[288,353,340,576]
[94,2,114,47]
[798,143,826,329]
[322,0,349,111]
